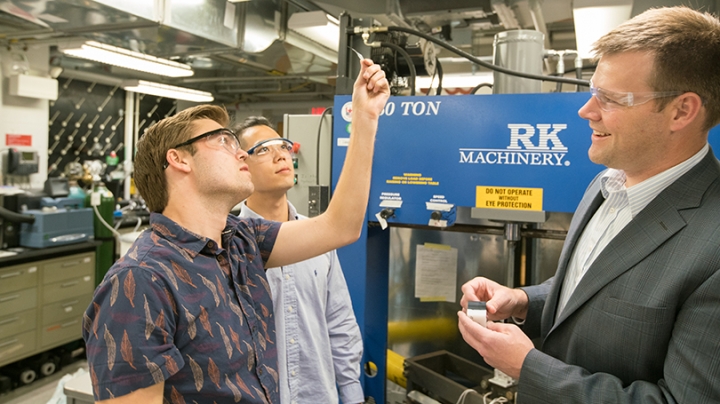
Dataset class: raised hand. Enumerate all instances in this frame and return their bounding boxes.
[352,59,390,121]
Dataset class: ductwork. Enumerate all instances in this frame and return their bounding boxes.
[2,0,246,54]
[0,0,343,102]
[2,0,718,103]
[572,0,719,59]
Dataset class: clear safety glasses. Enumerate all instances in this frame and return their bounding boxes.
[246,138,295,161]
[163,128,241,169]
[589,80,683,112]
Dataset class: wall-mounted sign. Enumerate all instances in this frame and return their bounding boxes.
[6,134,32,146]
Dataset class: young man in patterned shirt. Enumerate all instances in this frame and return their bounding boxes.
[83,60,388,404]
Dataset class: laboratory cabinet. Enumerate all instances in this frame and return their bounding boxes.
[0,242,97,387]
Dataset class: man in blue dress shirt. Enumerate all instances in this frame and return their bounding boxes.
[235,117,364,404]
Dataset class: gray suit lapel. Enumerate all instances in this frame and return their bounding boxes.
[549,151,719,333]
[551,199,685,329]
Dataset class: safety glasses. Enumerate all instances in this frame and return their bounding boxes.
[589,80,683,112]
[163,128,241,169]
[246,138,294,162]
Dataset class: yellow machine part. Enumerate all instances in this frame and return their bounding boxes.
[387,317,458,344]
[386,349,406,388]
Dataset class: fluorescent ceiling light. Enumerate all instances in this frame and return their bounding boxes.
[59,41,194,78]
[573,1,632,59]
[288,11,339,52]
[123,80,213,102]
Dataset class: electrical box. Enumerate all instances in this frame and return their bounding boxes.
[8,74,59,100]
[284,114,333,217]
[308,185,330,217]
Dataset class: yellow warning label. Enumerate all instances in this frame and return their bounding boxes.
[476,186,543,211]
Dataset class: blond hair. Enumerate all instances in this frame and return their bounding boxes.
[134,105,229,212]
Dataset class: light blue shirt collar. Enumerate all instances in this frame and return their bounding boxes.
[599,144,709,218]
[239,199,299,222]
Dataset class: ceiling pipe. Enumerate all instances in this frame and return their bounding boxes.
[180,72,334,84]
[232,99,333,111]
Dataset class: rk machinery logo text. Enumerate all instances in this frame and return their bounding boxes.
[459,124,570,166]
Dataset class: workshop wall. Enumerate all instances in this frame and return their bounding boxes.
[0,46,51,189]
[48,79,125,178]
[48,79,176,198]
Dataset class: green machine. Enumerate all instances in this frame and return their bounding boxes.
[80,160,117,285]
[86,182,115,284]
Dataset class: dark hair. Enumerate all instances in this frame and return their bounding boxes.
[593,6,720,131]
[232,116,274,149]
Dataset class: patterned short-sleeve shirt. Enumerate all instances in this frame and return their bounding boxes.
[83,213,281,403]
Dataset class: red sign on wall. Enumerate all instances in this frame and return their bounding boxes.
[5,134,32,146]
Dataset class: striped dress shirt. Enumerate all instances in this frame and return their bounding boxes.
[556,143,709,317]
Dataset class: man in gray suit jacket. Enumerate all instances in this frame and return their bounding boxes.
[458,7,720,403]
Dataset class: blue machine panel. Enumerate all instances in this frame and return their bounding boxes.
[334,93,720,225]
[334,93,606,227]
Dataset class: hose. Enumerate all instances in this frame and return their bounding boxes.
[376,26,589,87]
[471,83,493,94]
[316,107,333,185]
[92,204,122,239]
[435,57,443,95]
[0,206,35,224]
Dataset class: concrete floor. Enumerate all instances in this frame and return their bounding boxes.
[0,360,88,404]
